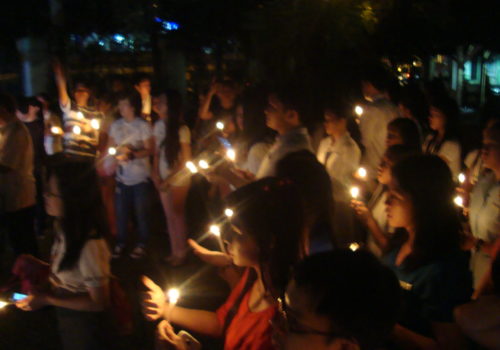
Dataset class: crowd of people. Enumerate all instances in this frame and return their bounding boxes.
[0,61,499,350]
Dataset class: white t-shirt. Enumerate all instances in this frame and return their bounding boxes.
[153,121,190,180]
[109,118,153,186]
[256,127,312,179]
[50,231,110,294]
[0,118,36,212]
[423,135,462,177]
[359,98,399,177]
[317,133,361,201]
[245,142,272,175]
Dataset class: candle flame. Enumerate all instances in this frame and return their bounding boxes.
[226,148,236,161]
[0,301,8,309]
[454,195,464,208]
[357,167,367,179]
[349,243,360,252]
[90,119,100,130]
[167,288,180,305]
[186,161,198,174]
[198,160,209,169]
[458,173,466,184]
[76,111,85,119]
[216,121,224,131]
[50,126,63,135]
[224,208,234,218]
[72,125,81,135]
[108,147,117,156]
[209,224,221,236]
[354,105,364,117]
[350,186,360,199]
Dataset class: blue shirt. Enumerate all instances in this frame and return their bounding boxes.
[383,248,472,337]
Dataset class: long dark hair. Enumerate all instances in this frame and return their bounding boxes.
[388,117,422,152]
[46,154,108,271]
[427,94,460,152]
[221,177,305,331]
[391,155,462,269]
[162,90,185,166]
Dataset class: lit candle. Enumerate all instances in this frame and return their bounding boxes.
[186,161,198,174]
[209,224,225,251]
[458,173,466,184]
[50,126,63,135]
[72,125,81,135]
[454,195,464,208]
[198,160,209,170]
[226,148,236,162]
[108,147,117,156]
[165,288,180,321]
[354,105,364,117]
[357,167,367,179]
[350,186,360,199]
[76,111,85,119]
[0,301,8,309]
[224,208,234,218]
[349,242,360,252]
[90,119,100,130]
[216,121,224,131]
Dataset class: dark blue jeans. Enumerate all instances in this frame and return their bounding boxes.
[115,181,151,247]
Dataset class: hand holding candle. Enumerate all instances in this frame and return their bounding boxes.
[90,118,100,130]
[216,121,225,131]
[354,105,364,117]
[141,276,167,321]
[454,195,464,208]
[350,186,360,199]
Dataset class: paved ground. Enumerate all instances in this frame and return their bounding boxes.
[0,193,229,350]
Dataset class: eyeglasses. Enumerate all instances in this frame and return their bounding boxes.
[272,297,343,337]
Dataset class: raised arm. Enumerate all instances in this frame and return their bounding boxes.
[53,59,70,108]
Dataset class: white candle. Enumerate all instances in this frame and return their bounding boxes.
[186,161,198,174]
[350,186,360,199]
[72,125,81,135]
[224,208,234,218]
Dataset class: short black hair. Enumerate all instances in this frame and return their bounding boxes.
[0,92,17,114]
[116,90,142,115]
[323,96,351,120]
[133,73,151,86]
[17,96,42,115]
[291,250,401,349]
[269,82,307,122]
[387,117,422,152]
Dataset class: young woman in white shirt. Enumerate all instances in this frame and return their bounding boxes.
[16,155,112,350]
[152,90,192,266]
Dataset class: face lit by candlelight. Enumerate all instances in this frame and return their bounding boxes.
[386,125,404,147]
[385,179,413,230]
[428,106,446,133]
[481,129,500,172]
[377,156,393,185]
[227,225,259,268]
[44,175,63,217]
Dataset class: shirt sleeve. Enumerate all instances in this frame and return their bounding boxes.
[179,125,191,144]
[78,239,111,289]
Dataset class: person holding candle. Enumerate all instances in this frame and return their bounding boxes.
[53,59,103,160]
[423,94,462,177]
[142,177,305,350]
[15,155,112,350]
[107,90,154,259]
[383,154,472,349]
[152,89,192,266]
[466,121,500,289]
[351,145,416,257]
